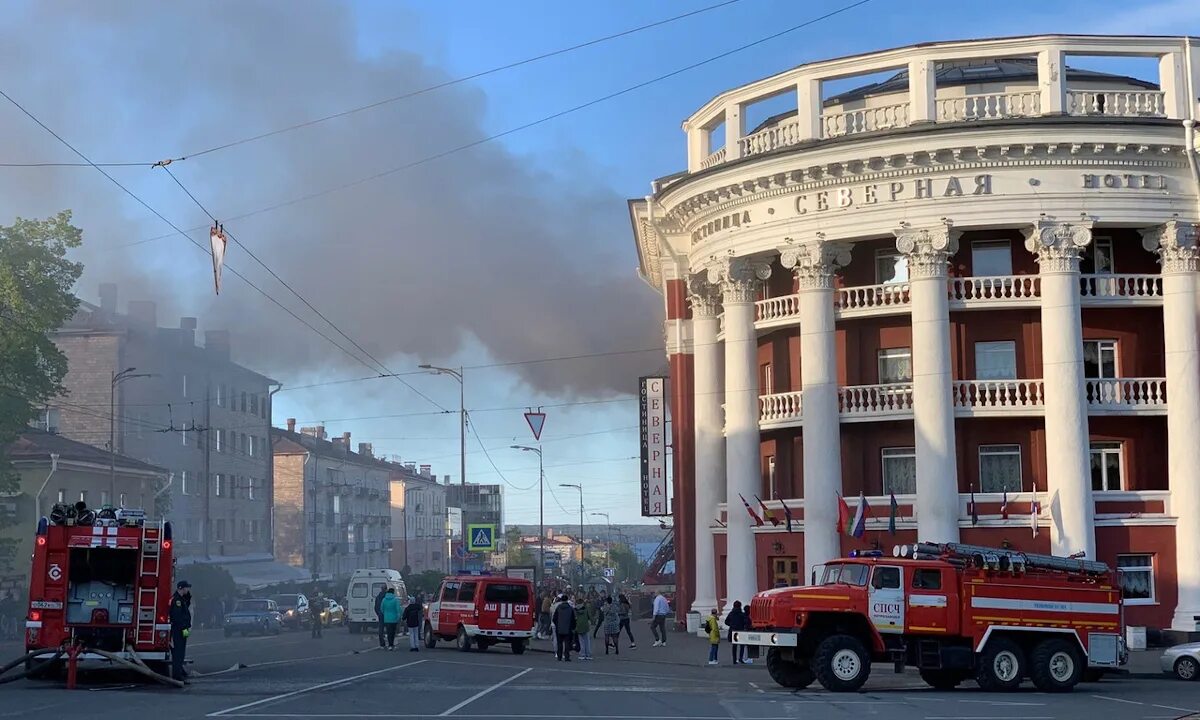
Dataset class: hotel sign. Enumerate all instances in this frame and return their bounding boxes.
[639,376,669,517]
[795,174,993,215]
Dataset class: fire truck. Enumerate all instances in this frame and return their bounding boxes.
[25,504,176,674]
[734,542,1127,693]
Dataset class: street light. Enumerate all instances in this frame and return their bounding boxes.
[560,483,583,589]
[110,367,154,504]
[590,511,612,548]
[419,364,465,571]
[511,445,544,590]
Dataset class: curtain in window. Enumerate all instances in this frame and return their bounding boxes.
[882,453,916,494]
[979,449,1021,492]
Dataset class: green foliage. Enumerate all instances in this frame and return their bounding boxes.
[504,526,533,567]
[405,570,446,598]
[0,212,83,574]
[608,542,645,584]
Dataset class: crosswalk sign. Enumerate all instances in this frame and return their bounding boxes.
[466,524,496,551]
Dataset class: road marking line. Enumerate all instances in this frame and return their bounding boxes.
[1152,704,1198,712]
[1091,695,1145,706]
[213,715,795,719]
[425,658,740,684]
[206,659,426,717]
[437,667,533,717]
[925,717,1054,720]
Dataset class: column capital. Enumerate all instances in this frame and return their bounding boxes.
[778,238,853,291]
[705,256,771,305]
[685,273,723,318]
[1023,217,1093,274]
[1141,220,1200,274]
[894,220,960,279]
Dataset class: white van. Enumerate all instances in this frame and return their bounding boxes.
[345,568,406,634]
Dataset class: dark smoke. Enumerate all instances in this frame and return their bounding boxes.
[0,1,662,399]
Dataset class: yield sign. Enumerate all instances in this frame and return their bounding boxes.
[524,410,546,441]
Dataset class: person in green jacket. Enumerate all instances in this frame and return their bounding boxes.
[380,588,401,650]
[704,608,720,665]
[574,600,594,661]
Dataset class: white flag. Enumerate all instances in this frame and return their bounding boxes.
[1031,492,1041,538]
[210,223,228,295]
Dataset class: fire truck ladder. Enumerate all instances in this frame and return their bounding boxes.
[909,542,1111,576]
[135,521,164,645]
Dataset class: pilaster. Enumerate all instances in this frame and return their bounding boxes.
[686,273,724,617]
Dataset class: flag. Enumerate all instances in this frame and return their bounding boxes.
[756,495,781,527]
[1000,490,1009,520]
[1031,493,1041,538]
[968,484,979,526]
[738,494,764,527]
[850,492,869,539]
[779,498,794,533]
[887,493,899,535]
[836,494,852,534]
[209,222,228,295]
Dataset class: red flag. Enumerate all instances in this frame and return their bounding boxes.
[779,498,794,533]
[836,494,852,534]
[756,495,781,527]
[738,494,764,527]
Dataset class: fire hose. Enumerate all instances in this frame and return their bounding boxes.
[0,645,183,688]
[87,647,184,688]
[0,648,67,684]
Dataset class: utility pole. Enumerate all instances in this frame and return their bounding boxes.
[511,445,544,590]
[109,367,151,506]
[419,365,466,569]
[203,378,212,559]
[560,483,583,589]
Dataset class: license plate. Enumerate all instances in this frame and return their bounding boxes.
[497,619,514,625]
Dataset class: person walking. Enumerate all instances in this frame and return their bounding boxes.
[724,600,751,665]
[704,608,720,665]
[574,597,593,661]
[169,580,193,683]
[402,595,423,652]
[310,593,326,639]
[539,592,553,639]
[374,586,389,648]
[553,595,576,661]
[380,588,401,650]
[601,596,621,655]
[650,591,670,647]
[617,594,636,648]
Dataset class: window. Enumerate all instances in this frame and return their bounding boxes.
[181,427,188,446]
[1090,442,1124,491]
[979,444,1022,492]
[79,490,87,503]
[971,240,1012,276]
[761,363,773,395]
[912,569,942,590]
[770,556,800,588]
[248,435,256,458]
[483,583,529,603]
[975,341,1017,380]
[215,429,224,453]
[215,519,226,542]
[181,471,189,496]
[100,491,110,507]
[248,478,256,501]
[440,582,460,602]
[216,384,225,407]
[1082,237,1114,274]
[119,493,127,507]
[767,456,777,500]
[241,391,247,412]
[877,348,912,383]
[1084,340,1118,379]
[876,250,909,284]
[871,566,901,590]
[214,473,224,497]
[182,374,189,398]
[881,447,916,494]
[351,582,368,599]
[56,489,66,503]
[1117,555,1154,604]
[31,407,61,433]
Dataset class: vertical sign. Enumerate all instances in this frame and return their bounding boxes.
[640,376,669,516]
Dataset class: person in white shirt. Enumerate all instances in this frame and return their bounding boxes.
[650,592,670,647]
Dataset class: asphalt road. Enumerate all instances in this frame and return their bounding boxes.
[1,627,1198,720]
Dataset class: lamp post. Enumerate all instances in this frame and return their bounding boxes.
[110,368,153,505]
[560,483,583,589]
[419,365,465,569]
[590,511,611,547]
[511,445,544,590]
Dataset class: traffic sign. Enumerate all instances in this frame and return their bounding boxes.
[467,524,496,551]
[524,409,546,441]
[602,567,615,578]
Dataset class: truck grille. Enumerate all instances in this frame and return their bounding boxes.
[749,597,774,628]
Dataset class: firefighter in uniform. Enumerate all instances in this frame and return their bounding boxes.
[169,580,192,683]
[311,593,326,638]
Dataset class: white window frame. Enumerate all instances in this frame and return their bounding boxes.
[974,340,1018,381]
[181,470,189,496]
[215,473,224,498]
[881,447,916,494]
[56,489,66,503]
[79,490,88,503]
[1091,236,1115,274]
[248,478,256,501]
[119,493,127,507]
[1090,442,1124,492]
[875,250,909,285]
[971,240,1013,276]
[182,374,188,399]
[762,363,774,395]
[215,429,224,453]
[100,490,110,508]
[978,444,1023,493]
[248,434,256,458]
[877,347,913,384]
[181,427,188,446]
[767,456,777,499]
[216,384,224,408]
[1117,554,1155,605]
[1083,339,1119,380]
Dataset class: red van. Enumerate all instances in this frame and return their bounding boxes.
[424,575,535,654]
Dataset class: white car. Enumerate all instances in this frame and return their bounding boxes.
[1161,643,1200,680]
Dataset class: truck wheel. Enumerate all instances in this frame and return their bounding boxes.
[424,623,437,649]
[976,637,1025,691]
[511,639,526,655]
[919,668,965,690]
[1030,638,1082,692]
[813,634,872,692]
[456,627,473,652]
[766,648,815,689]
[1176,656,1199,681]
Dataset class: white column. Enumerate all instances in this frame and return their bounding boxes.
[1025,218,1095,558]
[1038,47,1067,115]
[796,76,822,142]
[780,240,852,578]
[1142,221,1200,632]
[688,275,724,617]
[1159,51,1188,120]
[895,222,960,543]
[908,58,937,124]
[724,102,745,161]
[708,256,770,609]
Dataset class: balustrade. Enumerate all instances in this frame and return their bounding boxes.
[1079,274,1163,304]
[839,383,914,419]
[821,102,910,139]
[1085,378,1167,413]
[948,276,1040,307]
[740,118,803,158]
[835,283,910,317]
[759,391,803,426]
[952,380,1045,415]
[936,91,1041,121]
[1066,90,1166,117]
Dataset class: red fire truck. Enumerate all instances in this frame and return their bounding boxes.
[25,504,176,674]
[424,574,535,654]
[734,542,1127,693]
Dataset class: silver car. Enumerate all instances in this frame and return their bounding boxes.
[1161,643,1200,680]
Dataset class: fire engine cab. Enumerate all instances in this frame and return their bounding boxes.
[25,504,176,673]
[424,574,535,654]
[734,542,1127,693]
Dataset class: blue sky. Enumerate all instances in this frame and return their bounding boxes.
[1,1,1196,527]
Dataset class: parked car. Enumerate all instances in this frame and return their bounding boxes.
[1162,643,1200,680]
[224,599,283,637]
[271,593,311,630]
[321,600,346,626]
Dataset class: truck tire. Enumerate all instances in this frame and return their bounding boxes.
[766,648,815,689]
[813,634,872,692]
[511,639,526,655]
[976,637,1025,691]
[456,627,473,652]
[424,623,437,649]
[919,668,965,690]
[1029,638,1082,692]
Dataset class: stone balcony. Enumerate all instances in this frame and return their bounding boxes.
[756,377,1166,428]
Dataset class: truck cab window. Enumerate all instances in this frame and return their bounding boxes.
[871,566,901,589]
[913,569,943,590]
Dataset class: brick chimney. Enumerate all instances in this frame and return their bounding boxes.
[98,283,117,315]
[300,425,327,440]
[180,317,197,346]
[286,418,296,432]
[358,443,373,457]
[341,431,351,447]
[404,462,416,474]
[127,300,157,328]
[204,330,231,361]
[419,464,432,478]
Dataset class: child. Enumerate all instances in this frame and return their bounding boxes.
[704,608,720,665]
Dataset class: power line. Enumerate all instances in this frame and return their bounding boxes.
[465,411,538,492]
[119,0,871,248]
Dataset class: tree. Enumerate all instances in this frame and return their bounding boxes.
[608,542,646,584]
[504,526,533,567]
[0,212,82,573]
